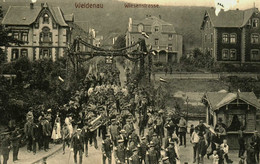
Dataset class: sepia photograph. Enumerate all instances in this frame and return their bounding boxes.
[0,0,260,163]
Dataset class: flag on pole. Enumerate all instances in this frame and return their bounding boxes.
[159,77,167,83]
[141,31,149,39]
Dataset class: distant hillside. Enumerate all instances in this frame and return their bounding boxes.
[0,0,210,51]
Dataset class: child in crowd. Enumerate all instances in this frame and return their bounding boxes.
[220,139,233,163]
[212,150,219,164]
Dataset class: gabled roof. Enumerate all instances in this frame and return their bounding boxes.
[131,16,176,33]
[201,8,258,29]
[204,92,260,110]
[2,3,69,26]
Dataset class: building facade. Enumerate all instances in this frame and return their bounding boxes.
[2,2,73,62]
[126,15,183,63]
[201,8,260,64]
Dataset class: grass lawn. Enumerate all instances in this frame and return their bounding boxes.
[154,79,229,116]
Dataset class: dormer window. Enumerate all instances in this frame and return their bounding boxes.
[137,24,143,32]
[252,18,259,28]
[154,26,159,32]
[43,13,49,24]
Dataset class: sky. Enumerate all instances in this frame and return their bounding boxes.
[119,0,260,9]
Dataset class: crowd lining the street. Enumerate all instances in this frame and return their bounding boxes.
[1,62,260,164]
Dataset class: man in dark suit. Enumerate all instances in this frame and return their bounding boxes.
[11,128,21,162]
[1,133,11,164]
[71,128,84,164]
[42,117,51,152]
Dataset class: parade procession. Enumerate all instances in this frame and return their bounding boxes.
[1,0,260,164]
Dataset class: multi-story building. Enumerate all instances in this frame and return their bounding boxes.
[201,7,260,64]
[2,2,73,61]
[126,15,183,63]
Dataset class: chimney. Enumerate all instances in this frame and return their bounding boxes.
[159,15,161,19]
[30,3,34,9]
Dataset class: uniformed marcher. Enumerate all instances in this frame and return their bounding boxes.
[24,120,36,153]
[42,117,51,152]
[114,139,127,164]
[11,127,21,162]
[102,134,113,164]
[129,148,140,164]
[82,122,91,157]
[109,119,119,146]
[71,128,84,164]
[145,142,160,164]
[151,133,161,158]
[138,137,148,164]
[165,141,177,164]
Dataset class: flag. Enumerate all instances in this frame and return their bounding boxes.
[214,0,238,16]
[159,77,167,83]
[141,31,149,39]
[58,76,64,82]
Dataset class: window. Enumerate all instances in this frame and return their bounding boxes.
[13,32,19,39]
[251,49,260,61]
[222,49,229,60]
[230,49,237,60]
[252,18,259,28]
[154,26,159,32]
[21,49,28,57]
[40,48,52,59]
[168,44,173,51]
[40,27,52,43]
[137,24,144,32]
[155,38,159,45]
[43,13,49,24]
[251,34,259,44]
[168,34,173,40]
[11,49,19,60]
[227,114,246,131]
[222,33,229,43]
[210,33,213,42]
[21,32,28,42]
[230,33,237,44]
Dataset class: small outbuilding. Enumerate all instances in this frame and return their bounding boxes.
[202,91,260,149]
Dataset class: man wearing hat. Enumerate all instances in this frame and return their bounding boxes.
[114,139,127,164]
[165,141,177,164]
[82,121,91,157]
[151,133,161,158]
[11,127,22,162]
[117,129,127,147]
[146,126,154,143]
[109,119,119,146]
[1,133,11,164]
[24,118,37,153]
[42,116,51,152]
[129,148,140,164]
[145,142,159,164]
[251,130,260,162]
[102,134,113,164]
[164,118,175,137]
[178,116,187,147]
[138,137,148,164]
[71,128,84,164]
[129,130,140,147]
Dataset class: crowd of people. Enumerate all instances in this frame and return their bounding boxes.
[1,61,260,164]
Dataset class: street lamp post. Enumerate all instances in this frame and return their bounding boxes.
[186,96,189,122]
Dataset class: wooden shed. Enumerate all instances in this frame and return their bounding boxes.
[202,91,260,149]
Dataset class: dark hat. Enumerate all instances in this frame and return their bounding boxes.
[132,148,138,152]
[141,137,146,140]
[153,133,157,137]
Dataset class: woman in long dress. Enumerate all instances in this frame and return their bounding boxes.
[51,115,62,143]
[65,115,74,138]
